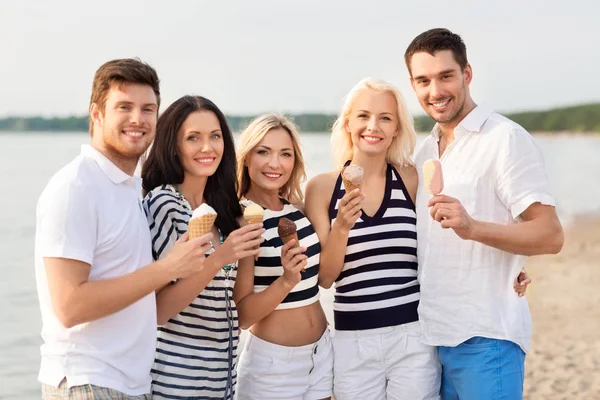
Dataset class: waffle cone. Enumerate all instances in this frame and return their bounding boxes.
[342,178,361,193]
[280,232,299,248]
[188,213,217,238]
[244,215,263,225]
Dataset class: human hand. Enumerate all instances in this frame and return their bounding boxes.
[164,232,214,280]
[513,269,532,297]
[333,189,364,233]
[212,223,265,266]
[428,195,475,240]
[280,239,307,286]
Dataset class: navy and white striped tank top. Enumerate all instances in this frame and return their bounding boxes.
[328,163,420,331]
[250,199,321,310]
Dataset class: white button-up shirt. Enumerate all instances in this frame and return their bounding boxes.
[414,105,555,352]
[35,145,156,395]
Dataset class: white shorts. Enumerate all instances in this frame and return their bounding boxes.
[332,321,441,400]
[236,329,334,400]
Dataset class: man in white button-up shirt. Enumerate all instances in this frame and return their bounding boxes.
[35,59,213,399]
[404,29,564,400]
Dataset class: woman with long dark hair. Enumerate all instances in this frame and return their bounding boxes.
[141,95,264,400]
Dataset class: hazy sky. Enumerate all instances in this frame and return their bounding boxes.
[1,0,598,117]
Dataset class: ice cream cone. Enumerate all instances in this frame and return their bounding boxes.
[244,215,264,225]
[342,165,363,193]
[188,213,217,239]
[280,232,299,248]
[342,178,361,193]
[243,203,265,225]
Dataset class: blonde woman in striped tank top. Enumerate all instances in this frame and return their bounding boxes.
[305,80,532,400]
[234,114,333,399]
[305,78,439,400]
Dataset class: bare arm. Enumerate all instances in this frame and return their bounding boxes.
[234,240,307,329]
[45,232,213,328]
[429,197,563,256]
[305,174,364,289]
[155,223,264,325]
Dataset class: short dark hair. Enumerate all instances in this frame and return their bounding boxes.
[404,28,468,76]
[141,95,242,236]
[89,58,160,134]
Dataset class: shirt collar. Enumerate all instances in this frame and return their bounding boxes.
[430,104,494,140]
[81,145,136,185]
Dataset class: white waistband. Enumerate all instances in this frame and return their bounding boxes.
[244,329,331,360]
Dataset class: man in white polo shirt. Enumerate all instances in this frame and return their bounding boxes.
[404,29,564,399]
[35,58,213,399]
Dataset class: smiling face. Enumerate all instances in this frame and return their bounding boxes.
[245,127,295,194]
[177,110,224,180]
[91,82,158,164]
[346,89,399,157]
[409,49,473,127]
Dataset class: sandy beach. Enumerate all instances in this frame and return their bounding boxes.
[524,215,600,399]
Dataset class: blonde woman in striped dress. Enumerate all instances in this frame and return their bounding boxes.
[234,114,333,400]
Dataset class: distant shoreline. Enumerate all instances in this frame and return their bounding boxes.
[1,102,600,134]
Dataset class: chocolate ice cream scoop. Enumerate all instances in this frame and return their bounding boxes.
[277,217,297,238]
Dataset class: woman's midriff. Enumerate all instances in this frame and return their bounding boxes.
[249,301,328,346]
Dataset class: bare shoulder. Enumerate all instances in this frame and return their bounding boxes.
[393,164,418,203]
[306,171,339,196]
[305,171,340,209]
[292,202,305,214]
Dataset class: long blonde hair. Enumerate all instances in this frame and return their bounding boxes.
[237,114,307,203]
[330,77,416,170]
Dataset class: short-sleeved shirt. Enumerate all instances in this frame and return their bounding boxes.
[143,184,238,400]
[34,145,156,395]
[414,105,556,352]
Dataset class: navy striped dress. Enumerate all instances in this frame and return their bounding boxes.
[143,184,238,400]
[328,164,420,331]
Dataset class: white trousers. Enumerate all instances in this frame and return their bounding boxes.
[332,321,441,400]
[237,329,334,400]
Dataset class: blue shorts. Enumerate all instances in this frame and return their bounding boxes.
[438,337,525,400]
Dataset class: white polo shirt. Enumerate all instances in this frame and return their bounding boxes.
[414,105,555,352]
[34,145,156,395]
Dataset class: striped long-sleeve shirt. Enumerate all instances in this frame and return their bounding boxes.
[143,184,238,400]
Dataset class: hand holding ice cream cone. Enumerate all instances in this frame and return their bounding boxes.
[278,217,308,278]
[242,201,265,259]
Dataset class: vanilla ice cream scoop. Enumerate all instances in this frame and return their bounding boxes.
[191,203,217,220]
[243,203,265,224]
[188,203,217,239]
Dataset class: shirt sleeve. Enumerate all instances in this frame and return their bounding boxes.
[495,126,556,219]
[143,191,180,260]
[37,180,97,264]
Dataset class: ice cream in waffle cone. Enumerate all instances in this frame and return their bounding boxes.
[342,165,364,193]
[243,202,265,225]
[188,204,217,239]
[277,217,298,248]
[278,217,304,272]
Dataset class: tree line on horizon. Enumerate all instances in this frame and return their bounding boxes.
[1,103,599,134]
